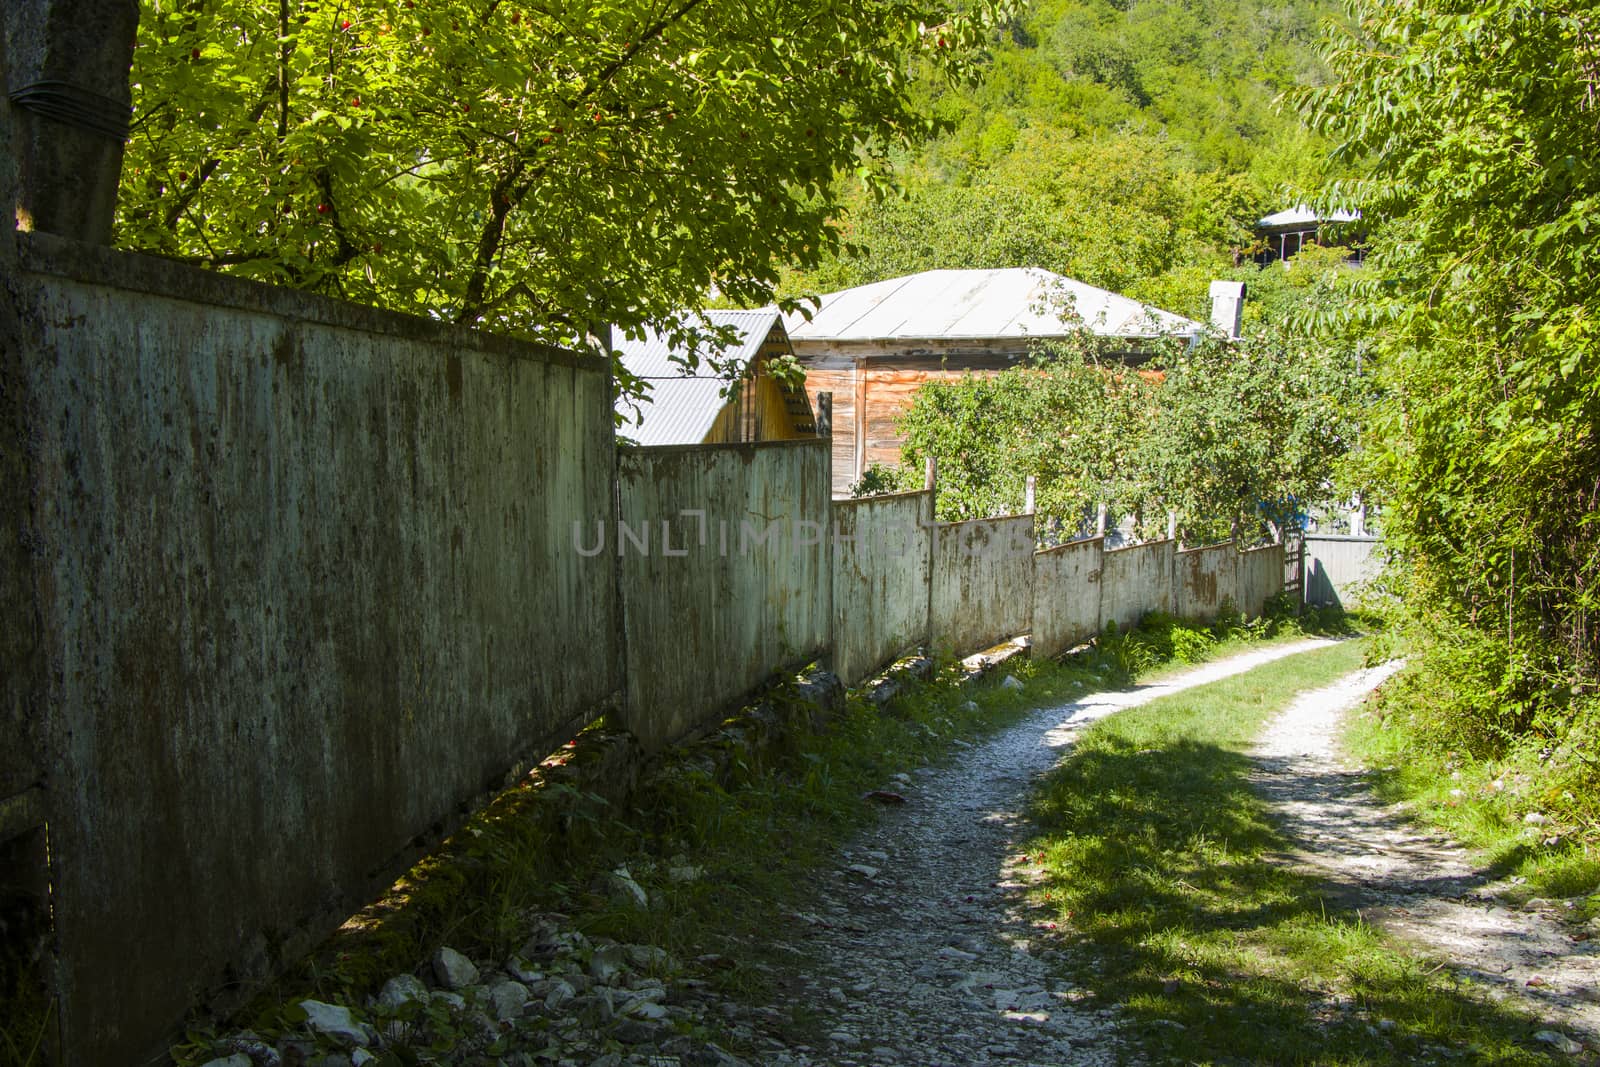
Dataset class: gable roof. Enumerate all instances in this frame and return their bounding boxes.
[783,268,1200,343]
[1256,204,1361,229]
[614,308,782,447]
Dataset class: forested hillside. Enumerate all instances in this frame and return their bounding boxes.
[781,0,1343,319]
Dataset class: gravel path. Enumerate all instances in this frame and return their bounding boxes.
[749,638,1339,1066]
[1253,663,1600,1055]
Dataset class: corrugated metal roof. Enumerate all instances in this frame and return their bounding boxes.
[614,308,780,446]
[783,268,1200,343]
[1257,204,1360,228]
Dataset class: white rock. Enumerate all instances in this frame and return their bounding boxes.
[624,944,671,971]
[351,1052,376,1067]
[298,1000,374,1047]
[376,974,428,1010]
[589,944,629,984]
[506,955,543,983]
[1524,811,1551,825]
[960,701,979,714]
[1001,675,1025,691]
[625,1000,671,1021]
[846,863,880,880]
[432,946,480,989]
[1534,1030,1583,1054]
[545,978,577,1010]
[608,866,650,909]
[668,864,703,884]
[484,978,531,1021]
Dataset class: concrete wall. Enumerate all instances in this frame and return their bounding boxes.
[1236,543,1287,617]
[929,515,1036,655]
[1304,535,1382,607]
[11,234,620,1066]
[1175,542,1238,619]
[615,440,832,749]
[1032,537,1103,658]
[1099,539,1177,631]
[829,490,932,686]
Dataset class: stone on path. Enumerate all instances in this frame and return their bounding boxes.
[298,999,374,1047]
[431,946,479,989]
[1534,1029,1583,1055]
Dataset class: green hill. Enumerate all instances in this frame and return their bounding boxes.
[782,0,1344,318]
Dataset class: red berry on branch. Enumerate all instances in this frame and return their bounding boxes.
[191,48,201,59]
[317,203,330,214]
[341,19,351,29]
[177,171,189,182]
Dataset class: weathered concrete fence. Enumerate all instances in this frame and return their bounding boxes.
[829,489,933,688]
[831,520,1286,686]
[2,233,1288,1064]
[615,440,832,750]
[1303,534,1382,607]
[5,234,621,1065]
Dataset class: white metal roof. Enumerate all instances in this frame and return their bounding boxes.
[1256,204,1361,228]
[783,268,1200,343]
[613,309,780,446]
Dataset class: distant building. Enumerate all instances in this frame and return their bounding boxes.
[1254,204,1363,265]
[613,309,817,447]
[783,268,1202,494]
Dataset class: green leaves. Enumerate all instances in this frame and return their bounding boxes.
[119,0,1010,377]
[1299,0,1600,727]
[892,316,1365,542]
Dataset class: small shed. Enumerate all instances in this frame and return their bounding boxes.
[784,268,1200,494]
[614,309,816,446]
[1254,204,1362,265]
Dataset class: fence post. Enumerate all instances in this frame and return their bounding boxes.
[1096,502,1108,537]
[1167,510,1177,542]
[1024,475,1036,515]
[815,391,832,441]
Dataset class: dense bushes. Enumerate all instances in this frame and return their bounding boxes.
[1301,0,1600,844]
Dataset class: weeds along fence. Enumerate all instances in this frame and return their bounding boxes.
[1,230,1285,1065]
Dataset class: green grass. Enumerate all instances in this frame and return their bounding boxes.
[1023,640,1569,1066]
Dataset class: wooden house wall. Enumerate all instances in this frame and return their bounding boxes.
[705,328,816,445]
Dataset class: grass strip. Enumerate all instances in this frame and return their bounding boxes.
[1024,640,1566,1066]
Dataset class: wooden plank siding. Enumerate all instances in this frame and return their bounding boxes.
[804,362,987,493]
[705,328,816,445]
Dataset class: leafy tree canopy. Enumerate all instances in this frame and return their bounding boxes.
[1298,0,1600,737]
[118,0,1010,379]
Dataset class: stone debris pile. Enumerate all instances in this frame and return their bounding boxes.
[196,915,761,1067]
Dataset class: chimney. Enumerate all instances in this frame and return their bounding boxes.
[1209,280,1246,340]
